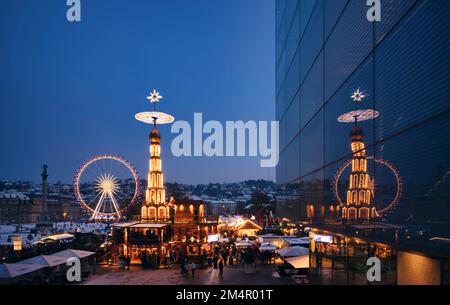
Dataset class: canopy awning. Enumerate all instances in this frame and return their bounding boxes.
[285,255,309,269]
[111,222,138,228]
[277,246,309,258]
[38,233,74,242]
[284,238,309,246]
[236,241,253,247]
[129,223,168,229]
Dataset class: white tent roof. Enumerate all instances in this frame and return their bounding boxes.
[277,246,309,258]
[0,249,95,279]
[111,222,138,228]
[39,233,74,242]
[284,238,309,246]
[285,255,309,269]
[0,263,44,279]
[21,255,68,267]
[50,249,95,259]
[130,223,168,229]
[236,241,253,247]
[259,243,277,252]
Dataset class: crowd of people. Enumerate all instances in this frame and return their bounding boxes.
[113,233,280,281]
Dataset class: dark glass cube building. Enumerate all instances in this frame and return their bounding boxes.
[275,0,450,284]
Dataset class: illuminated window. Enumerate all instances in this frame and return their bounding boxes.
[359,191,365,204]
[359,208,369,219]
[348,208,357,219]
[158,206,166,219]
[371,208,377,218]
[149,207,156,219]
[307,204,314,218]
[141,207,148,219]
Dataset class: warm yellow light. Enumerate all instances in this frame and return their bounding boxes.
[13,236,22,251]
[96,174,119,194]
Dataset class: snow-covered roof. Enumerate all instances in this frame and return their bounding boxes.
[0,191,30,200]
[0,263,44,279]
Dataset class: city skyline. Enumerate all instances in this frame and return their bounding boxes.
[0,0,276,185]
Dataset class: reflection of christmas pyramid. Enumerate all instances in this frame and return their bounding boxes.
[339,89,379,222]
[341,124,378,221]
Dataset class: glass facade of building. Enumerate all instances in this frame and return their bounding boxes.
[276,0,450,284]
[276,0,450,229]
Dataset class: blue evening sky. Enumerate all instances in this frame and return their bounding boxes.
[0,0,275,184]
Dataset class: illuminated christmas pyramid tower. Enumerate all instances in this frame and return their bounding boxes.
[135,89,175,222]
[338,89,379,222]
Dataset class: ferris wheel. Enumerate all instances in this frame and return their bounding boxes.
[73,154,142,221]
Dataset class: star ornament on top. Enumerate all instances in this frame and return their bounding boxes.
[146,89,163,103]
[351,88,366,102]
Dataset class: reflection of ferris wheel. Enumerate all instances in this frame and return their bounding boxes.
[74,155,141,221]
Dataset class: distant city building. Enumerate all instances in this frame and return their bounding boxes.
[207,199,237,216]
[0,191,32,224]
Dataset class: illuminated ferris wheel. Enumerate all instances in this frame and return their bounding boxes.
[73,154,142,221]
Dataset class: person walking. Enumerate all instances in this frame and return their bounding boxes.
[218,255,224,280]
[208,256,213,272]
[183,257,189,277]
[213,255,218,269]
[190,261,197,278]
[126,254,131,270]
[180,257,185,276]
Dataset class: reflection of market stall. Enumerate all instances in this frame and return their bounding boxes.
[309,229,398,284]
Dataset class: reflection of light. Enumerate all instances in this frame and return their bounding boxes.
[351,88,365,102]
[338,109,380,123]
[313,235,333,243]
[251,215,256,220]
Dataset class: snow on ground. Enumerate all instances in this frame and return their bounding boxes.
[0,222,109,246]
